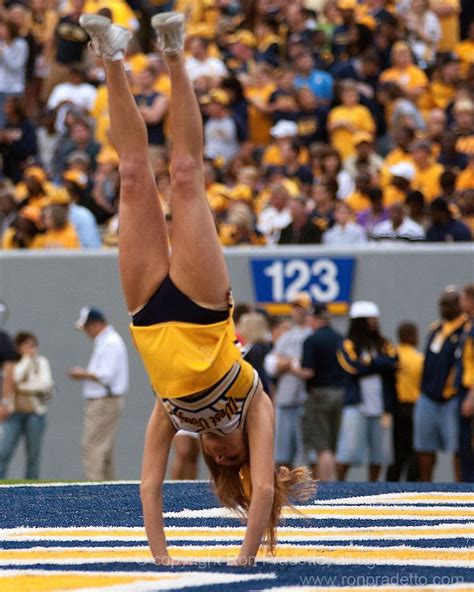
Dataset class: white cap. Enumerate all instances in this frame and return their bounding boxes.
[349,301,380,319]
[270,120,298,138]
[389,161,416,181]
[74,307,105,330]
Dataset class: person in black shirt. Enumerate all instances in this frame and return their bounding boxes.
[426,198,472,242]
[133,65,169,152]
[296,304,345,480]
[42,0,88,101]
[295,87,328,147]
[278,197,322,244]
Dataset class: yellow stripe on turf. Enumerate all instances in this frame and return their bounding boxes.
[0,545,472,566]
[0,573,178,592]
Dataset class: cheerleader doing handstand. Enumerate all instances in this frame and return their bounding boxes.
[79,12,314,566]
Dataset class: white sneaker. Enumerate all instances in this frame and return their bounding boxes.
[151,12,185,57]
[79,14,131,61]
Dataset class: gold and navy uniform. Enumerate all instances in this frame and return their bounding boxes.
[130,276,259,433]
[458,321,474,394]
[421,316,467,402]
[161,361,259,434]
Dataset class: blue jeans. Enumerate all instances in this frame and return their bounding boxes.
[336,406,393,466]
[0,413,46,479]
[414,394,459,453]
[274,405,305,466]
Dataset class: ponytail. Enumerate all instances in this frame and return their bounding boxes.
[203,451,316,553]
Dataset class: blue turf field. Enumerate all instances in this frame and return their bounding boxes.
[0,481,473,591]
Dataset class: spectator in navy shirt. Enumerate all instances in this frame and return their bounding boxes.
[426,198,472,242]
[297,304,345,481]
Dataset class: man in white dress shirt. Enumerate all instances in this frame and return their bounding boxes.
[68,307,128,481]
[257,183,292,244]
[371,202,425,242]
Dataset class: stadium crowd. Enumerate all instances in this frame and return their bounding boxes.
[0,0,472,249]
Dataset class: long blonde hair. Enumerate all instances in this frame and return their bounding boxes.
[203,448,316,554]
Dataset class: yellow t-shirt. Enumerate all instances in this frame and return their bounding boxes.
[380,65,428,105]
[428,80,456,110]
[455,40,474,77]
[130,315,246,398]
[176,0,219,34]
[2,229,43,250]
[412,162,444,202]
[261,144,310,167]
[91,85,111,148]
[82,0,138,30]
[383,185,407,207]
[34,224,80,249]
[245,83,276,147]
[430,0,460,52]
[345,190,371,213]
[456,167,474,191]
[28,9,58,46]
[396,344,424,404]
[328,104,375,159]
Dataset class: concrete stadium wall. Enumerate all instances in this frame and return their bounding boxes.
[0,245,472,481]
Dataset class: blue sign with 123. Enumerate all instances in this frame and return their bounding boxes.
[251,257,355,306]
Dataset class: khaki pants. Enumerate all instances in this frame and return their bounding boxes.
[82,396,124,481]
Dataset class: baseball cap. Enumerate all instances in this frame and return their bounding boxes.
[63,169,88,189]
[354,132,374,146]
[270,120,298,139]
[389,161,416,181]
[75,307,106,330]
[200,89,231,107]
[24,166,47,185]
[453,99,473,113]
[289,293,313,309]
[226,30,257,47]
[349,301,380,319]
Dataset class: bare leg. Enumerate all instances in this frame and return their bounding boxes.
[368,463,380,482]
[336,462,350,481]
[103,60,170,312]
[164,53,230,306]
[317,450,337,482]
[171,436,199,480]
[417,452,436,482]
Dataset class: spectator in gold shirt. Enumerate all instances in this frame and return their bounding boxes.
[386,322,424,482]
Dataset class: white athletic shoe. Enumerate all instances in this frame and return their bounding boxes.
[79,14,131,61]
[151,11,185,57]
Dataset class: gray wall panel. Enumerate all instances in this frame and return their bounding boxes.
[0,245,472,481]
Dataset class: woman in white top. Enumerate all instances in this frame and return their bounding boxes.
[323,201,367,246]
[405,0,441,69]
[0,19,29,126]
[0,332,53,479]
